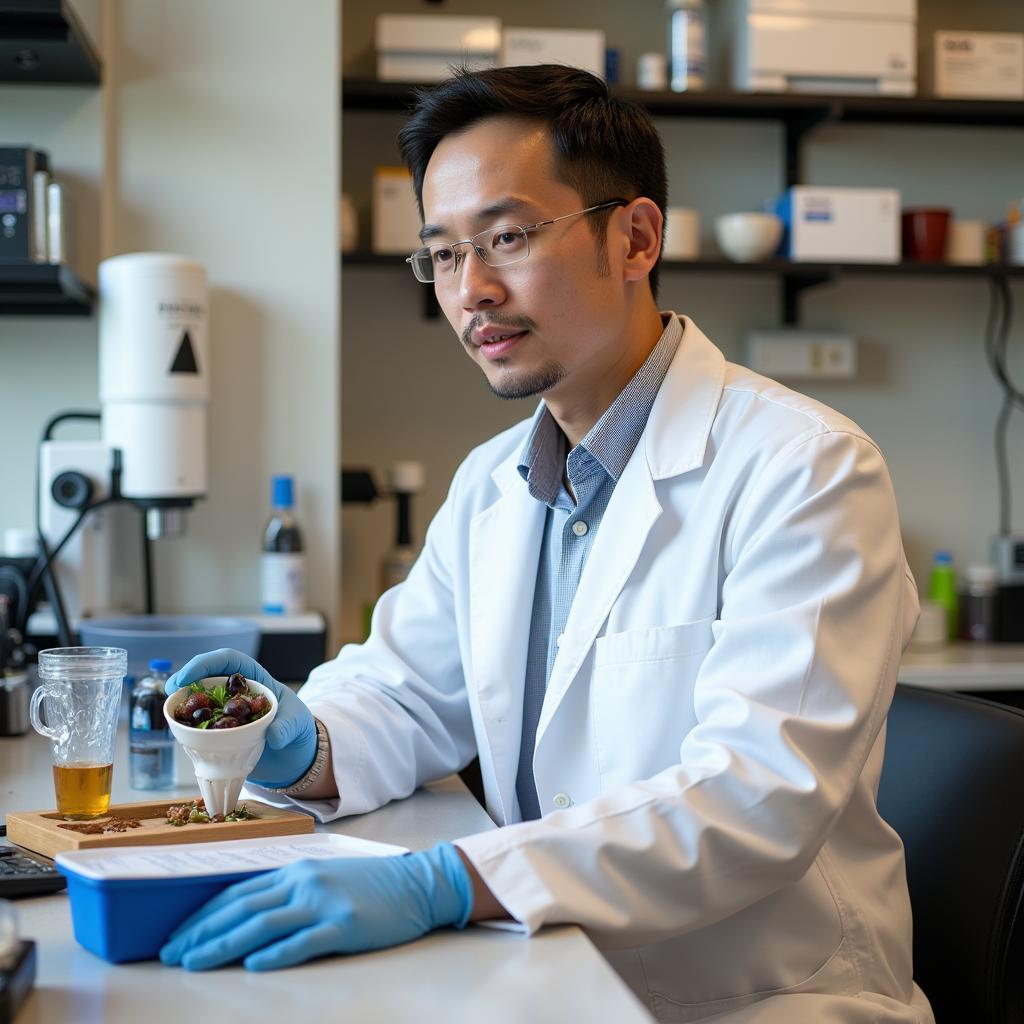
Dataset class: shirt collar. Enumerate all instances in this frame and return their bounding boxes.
[516,313,683,501]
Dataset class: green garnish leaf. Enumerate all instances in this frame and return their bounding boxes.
[199,719,210,729]
[188,682,206,694]
[210,685,228,707]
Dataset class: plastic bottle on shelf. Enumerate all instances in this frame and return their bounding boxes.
[129,659,174,790]
[960,564,999,643]
[261,475,307,615]
[928,550,959,643]
[667,0,707,92]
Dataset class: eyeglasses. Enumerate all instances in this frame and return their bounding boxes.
[406,199,627,284]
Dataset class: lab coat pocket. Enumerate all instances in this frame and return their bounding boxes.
[591,617,714,786]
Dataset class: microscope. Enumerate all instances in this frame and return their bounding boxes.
[35,252,209,635]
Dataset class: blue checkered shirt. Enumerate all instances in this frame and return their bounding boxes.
[514,314,683,820]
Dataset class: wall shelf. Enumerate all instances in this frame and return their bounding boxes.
[0,0,101,84]
[0,262,94,315]
[343,252,1024,321]
[342,79,1024,130]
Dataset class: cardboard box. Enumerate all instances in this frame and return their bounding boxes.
[934,31,1024,100]
[372,167,421,256]
[501,27,605,78]
[376,15,500,83]
[777,186,900,263]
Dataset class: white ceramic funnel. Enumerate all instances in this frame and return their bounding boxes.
[164,676,278,817]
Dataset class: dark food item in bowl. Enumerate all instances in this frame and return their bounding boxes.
[173,673,271,730]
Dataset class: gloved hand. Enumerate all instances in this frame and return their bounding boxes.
[159,842,473,971]
[166,648,318,789]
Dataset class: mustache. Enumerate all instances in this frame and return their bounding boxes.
[461,313,537,348]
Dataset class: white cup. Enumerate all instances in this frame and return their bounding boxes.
[664,208,700,260]
[637,53,668,91]
[945,219,986,265]
[910,600,948,650]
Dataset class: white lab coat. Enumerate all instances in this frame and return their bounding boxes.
[274,317,934,1023]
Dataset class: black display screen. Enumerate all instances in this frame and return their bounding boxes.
[0,190,26,214]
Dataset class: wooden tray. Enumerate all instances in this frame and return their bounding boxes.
[6,798,315,859]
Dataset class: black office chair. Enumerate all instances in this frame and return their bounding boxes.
[877,684,1024,1024]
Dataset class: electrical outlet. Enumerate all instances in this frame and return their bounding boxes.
[747,329,857,380]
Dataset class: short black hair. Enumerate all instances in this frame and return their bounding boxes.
[398,64,668,297]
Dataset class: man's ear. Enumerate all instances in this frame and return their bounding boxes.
[620,198,663,285]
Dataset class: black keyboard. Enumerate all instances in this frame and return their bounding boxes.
[0,845,67,898]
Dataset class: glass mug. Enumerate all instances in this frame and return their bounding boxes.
[30,647,127,820]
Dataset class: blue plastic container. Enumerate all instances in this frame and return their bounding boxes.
[58,866,269,963]
[54,834,389,963]
[78,615,261,685]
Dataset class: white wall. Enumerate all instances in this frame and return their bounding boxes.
[1,0,341,648]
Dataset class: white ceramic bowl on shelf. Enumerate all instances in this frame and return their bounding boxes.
[164,676,278,817]
[715,213,783,263]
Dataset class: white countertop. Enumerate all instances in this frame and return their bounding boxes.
[1,727,652,1024]
[899,643,1024,690]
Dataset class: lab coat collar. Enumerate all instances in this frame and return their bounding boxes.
[489,314,725,496]
[644,314,726,481]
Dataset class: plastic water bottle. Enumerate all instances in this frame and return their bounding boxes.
[667,0,706,92]
[928,550,959,643]
[129,659,175,790]
[261,474,307,614]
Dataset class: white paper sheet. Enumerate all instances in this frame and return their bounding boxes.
[56,832,409,881]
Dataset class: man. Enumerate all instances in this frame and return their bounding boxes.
[161,65,933,1024]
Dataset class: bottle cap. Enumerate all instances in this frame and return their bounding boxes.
[965,564,998,586]
[933,550,953,564]
[271,475,294,508]
[149,658,173,672]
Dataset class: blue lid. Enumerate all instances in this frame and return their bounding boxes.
[149,658,172,672]
[933,550,953,564]
[271,475,294,508]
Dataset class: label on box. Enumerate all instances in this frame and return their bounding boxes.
[935,31,1024,99]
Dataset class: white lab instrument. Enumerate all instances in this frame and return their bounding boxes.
[722,0,917,95]
[39,253,209,619]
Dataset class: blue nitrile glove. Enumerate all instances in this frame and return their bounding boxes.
[166,648,318,789]
[159,842,473,971]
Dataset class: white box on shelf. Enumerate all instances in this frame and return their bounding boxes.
[747,328,857,380]
[501,28,605,78]
[372,168,421,256]
[722,0,916,95]
[777,186,900,264]
[934,31,1024,100]
[376,15,501,83]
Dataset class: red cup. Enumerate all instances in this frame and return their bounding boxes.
[902,208,952,263]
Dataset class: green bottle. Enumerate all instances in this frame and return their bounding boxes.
[928,550,959,642]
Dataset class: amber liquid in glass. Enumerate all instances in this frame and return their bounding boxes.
[52,762,113,820]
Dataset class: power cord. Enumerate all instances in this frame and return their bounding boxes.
[22,411,102,643]
[984,274,1021,536]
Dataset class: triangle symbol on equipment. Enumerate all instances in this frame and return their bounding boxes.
[169,331,199,374]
